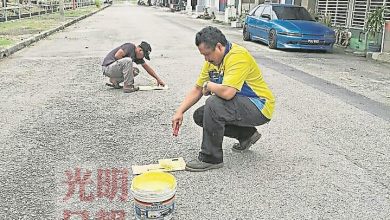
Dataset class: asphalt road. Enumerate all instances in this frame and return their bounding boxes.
[1,3,389,219]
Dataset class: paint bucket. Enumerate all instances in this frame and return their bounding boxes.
[131,171,176,220]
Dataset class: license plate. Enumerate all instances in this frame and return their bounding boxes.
[308,40,320,44]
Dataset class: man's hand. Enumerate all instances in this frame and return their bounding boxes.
[202,82,237,100]
[157,79,165,87]
[141,63,165,87]
[202,81,211,96]
[172,111,183,136]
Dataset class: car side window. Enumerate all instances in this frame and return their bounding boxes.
[253,6,265,17]
[262,6,271,17]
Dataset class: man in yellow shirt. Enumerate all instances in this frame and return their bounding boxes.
[172,26,275,172]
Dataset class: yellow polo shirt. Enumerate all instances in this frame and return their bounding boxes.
[196,43,275,119]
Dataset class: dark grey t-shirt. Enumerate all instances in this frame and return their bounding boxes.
[102,43,145,66]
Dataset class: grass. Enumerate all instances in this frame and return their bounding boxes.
[57,6,97,18]
[0,19,58,35]
[0,5,99,49]
[0,38,14,48]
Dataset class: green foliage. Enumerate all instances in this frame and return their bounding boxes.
[307,8,318,20]
[365,7,386,39]
[228,16,237,22]
[95,0,102,8]
[238,12,248,22]
[64,6,96,17]
[0,38,14,48]
[0,19,57,35]
[0,6,98,49]
[308,9,332,27]
[320,12,332,27]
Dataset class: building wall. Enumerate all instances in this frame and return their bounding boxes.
[205,0,219,12]
[279,0,302,5]
[384,21,390,52]
[301,0,316,11]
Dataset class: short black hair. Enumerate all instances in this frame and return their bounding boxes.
[195,26,227,50]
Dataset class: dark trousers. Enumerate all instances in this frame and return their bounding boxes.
[193,95,270,164]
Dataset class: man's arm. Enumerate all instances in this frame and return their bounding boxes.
[204,81,237,100]
[172,86,203,130]
[141,63,165,86]
[114,49,126,60]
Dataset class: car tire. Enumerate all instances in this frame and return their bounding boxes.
[268,29,277,49]
[243,25,250,41]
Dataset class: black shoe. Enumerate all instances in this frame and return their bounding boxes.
[105,82,123,89]
[185,158,223,172]
[232,131,261,152]
[123,85,139,93]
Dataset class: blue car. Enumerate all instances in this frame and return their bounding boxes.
[243,4,336,51]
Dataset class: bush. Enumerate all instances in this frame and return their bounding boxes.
[366,7,386,40]
[320,12,332,27]
[95,0,102,8]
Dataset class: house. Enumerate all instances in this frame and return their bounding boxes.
[315,0,390,52]
[189,0,390,53]
[190,0,311,23]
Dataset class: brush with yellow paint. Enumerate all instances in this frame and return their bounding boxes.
[131,124,185,175]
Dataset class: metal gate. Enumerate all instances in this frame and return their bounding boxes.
[317,0,390,30]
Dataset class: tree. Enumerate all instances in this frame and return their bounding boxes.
[59,0,64,19]
[365,7,386,44]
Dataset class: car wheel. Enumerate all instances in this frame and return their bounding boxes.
[268,29,277,49]
[243,25,250,41]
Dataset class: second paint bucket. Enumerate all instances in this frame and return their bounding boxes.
[131,171,177,220]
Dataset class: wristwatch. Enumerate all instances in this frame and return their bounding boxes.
[203,81,209,90]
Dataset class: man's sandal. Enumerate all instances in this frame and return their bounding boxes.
[105,83,123,89]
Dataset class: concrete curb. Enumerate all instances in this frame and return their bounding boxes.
[370,52,390,63]
[0,4,111,60]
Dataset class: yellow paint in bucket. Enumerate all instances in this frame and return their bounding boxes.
[131,171,176,220]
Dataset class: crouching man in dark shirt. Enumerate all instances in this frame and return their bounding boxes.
[102,41,165,93]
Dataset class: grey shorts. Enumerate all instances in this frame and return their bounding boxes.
[102,58,139,84]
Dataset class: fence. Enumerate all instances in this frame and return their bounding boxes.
[1,0,95,22]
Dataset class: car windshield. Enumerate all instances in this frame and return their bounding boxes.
[273,6,314,21]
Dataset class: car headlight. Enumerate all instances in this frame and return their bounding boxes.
[279,32,302,37]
